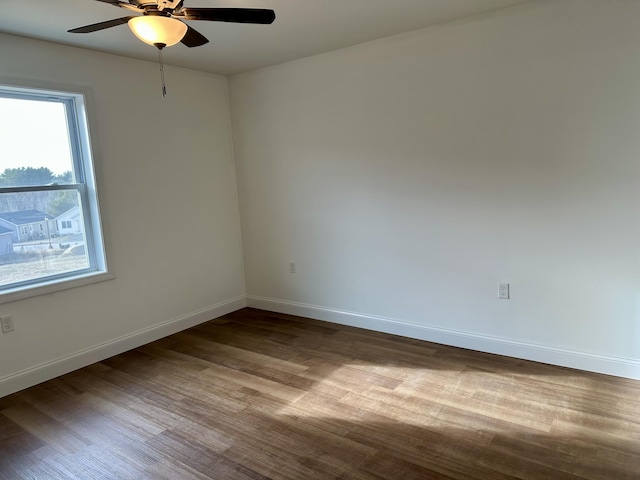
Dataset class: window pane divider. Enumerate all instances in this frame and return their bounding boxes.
[0,184,81,194]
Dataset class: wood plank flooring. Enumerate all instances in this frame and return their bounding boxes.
[1,307,639,479]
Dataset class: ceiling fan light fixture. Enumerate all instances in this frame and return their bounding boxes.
[128,15,187,47]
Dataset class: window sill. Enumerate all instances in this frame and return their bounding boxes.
[0,270,115,305]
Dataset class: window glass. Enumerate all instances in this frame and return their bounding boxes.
[0,98,75,186]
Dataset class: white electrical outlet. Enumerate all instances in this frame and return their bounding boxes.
[498,283,510,300]
[1,316,14,334]
[289,261,296,274]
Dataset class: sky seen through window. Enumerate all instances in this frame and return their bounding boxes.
[0,98,73,175]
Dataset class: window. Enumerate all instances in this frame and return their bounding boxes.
[0,83,109,302]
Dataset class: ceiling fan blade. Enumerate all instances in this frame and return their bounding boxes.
[181,24,209,48]
[68,16,134,34]
[177,8,275,24]
[93,0,142,13]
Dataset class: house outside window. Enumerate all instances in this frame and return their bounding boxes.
[0,82,110,302]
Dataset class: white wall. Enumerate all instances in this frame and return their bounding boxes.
[230,0,640,378]
[0,34,246,395]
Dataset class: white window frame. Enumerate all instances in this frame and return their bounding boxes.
[0,80,112,304]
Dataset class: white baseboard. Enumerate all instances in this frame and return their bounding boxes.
[247,295,640,381]
[0,296,247,398]
[4,293,638,398]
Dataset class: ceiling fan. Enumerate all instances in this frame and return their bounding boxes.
[68,0,276,49]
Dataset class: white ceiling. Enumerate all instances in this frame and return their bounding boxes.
[0,0,529,75]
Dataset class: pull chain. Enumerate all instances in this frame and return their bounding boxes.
[155,43,168,97]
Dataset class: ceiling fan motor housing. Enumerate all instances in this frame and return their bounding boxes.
[131,0,183,8]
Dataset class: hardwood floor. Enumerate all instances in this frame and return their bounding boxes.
[1,308,639,479]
